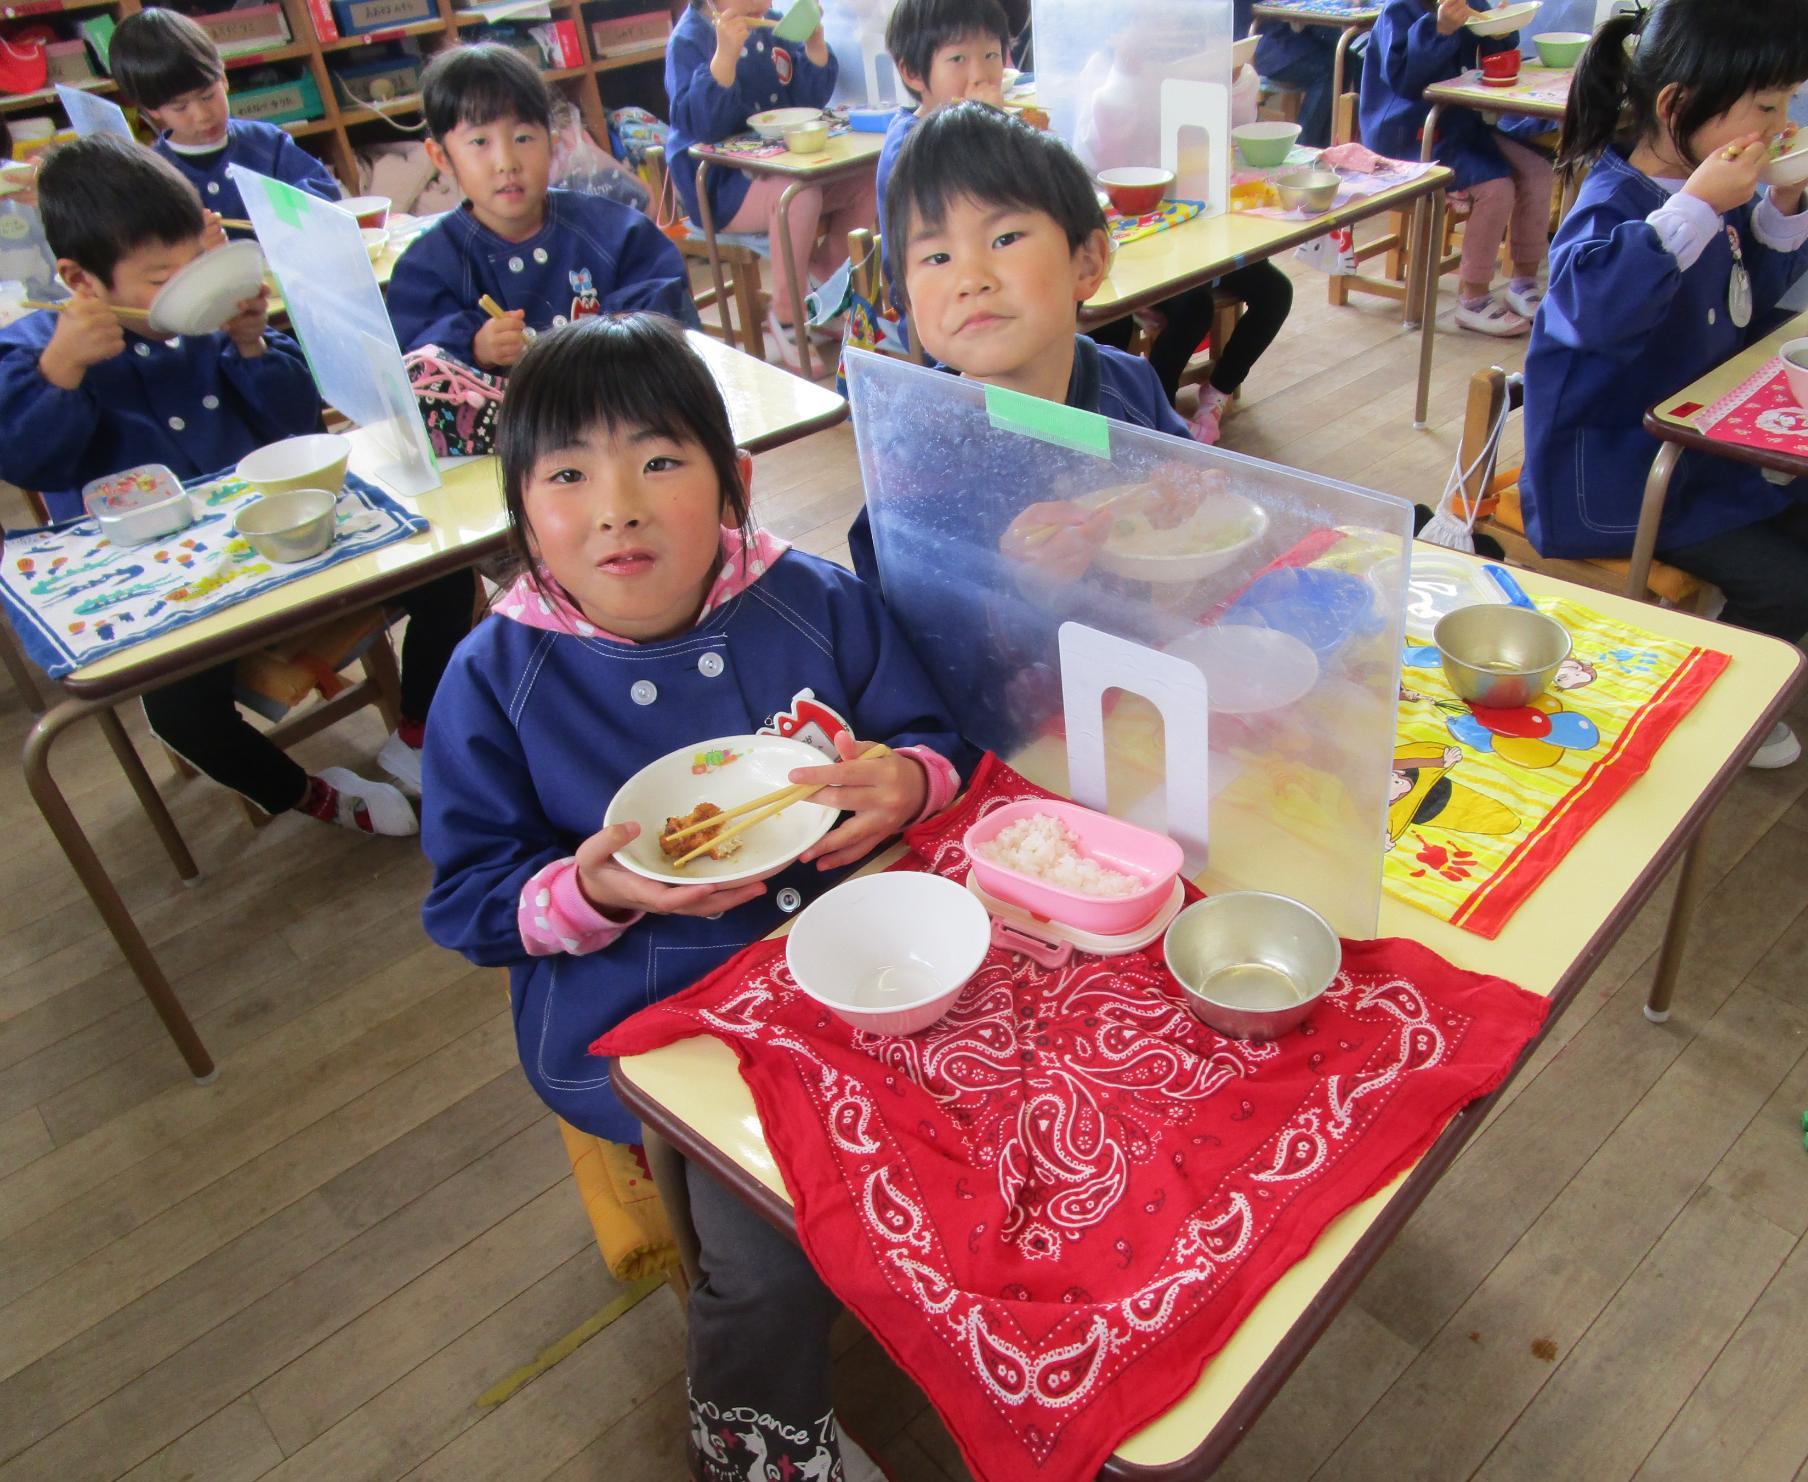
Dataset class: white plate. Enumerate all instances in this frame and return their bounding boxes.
[148,240,268,336]
[1465,1,1538,36]
[747,107,823,141]
[1373,549,1504,644]
[1232,34,1259,70]
[1165,624,1320,714]
[1092,486,1268,584]
[603,733,839,885]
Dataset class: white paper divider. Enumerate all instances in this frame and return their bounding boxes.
[56,85,134,140]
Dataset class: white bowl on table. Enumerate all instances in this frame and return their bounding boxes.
[785,872,991,1036]
[748,107,823,141]
[1465,1,1539,36]
[1779,337,1808,410]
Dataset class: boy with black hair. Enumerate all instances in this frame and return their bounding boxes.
[0,135,474,834]
[386,44,693,370]
[111,8,340,224]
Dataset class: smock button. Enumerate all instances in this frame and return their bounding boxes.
[168,415,186,431]
[134,343,151,357]
[202,394,220,410]
[630,679,657,706]
[508,255,524,273]
[776,887,802,914]
[1707,308,1717,326]
[206,182,220,195]
[533,247,548,264]
[770,92,780,102]
[754,37,764,50]
[698,651,725,678]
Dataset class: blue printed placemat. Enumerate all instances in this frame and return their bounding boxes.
[1,470,428,678]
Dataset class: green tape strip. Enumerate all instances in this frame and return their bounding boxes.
[983,383,1112,459]
[263,178,308,229]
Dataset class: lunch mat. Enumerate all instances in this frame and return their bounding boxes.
[1108,197,1204,245]
[1687,360,1808,459]
[1255,0,1380,16]
[599,753,1548,1482]
[703,107,852,159]
[1456,65,1575,106]
[0,471,427,678]
[1383,596,1728,937]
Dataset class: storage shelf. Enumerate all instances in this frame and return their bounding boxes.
[0,0,116,17]
[222,40,314,68]
[321,18,445,50]
[0,77,115,114]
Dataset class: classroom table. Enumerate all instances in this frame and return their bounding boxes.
[1082,165,1453,426]
[15,332,848,1082]
[1419,66,1573,165]
[612,552,1803,1479]
[690,130,887,383]
[1249,0,1382,142]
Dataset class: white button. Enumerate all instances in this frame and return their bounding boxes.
[1707,308,1717,325]
[740,44,749,57]
[754,37,764,50]
[134,342,151,357]
[206,182,220,195]
[508,256,524,273]
[168,416,185,431]
[202,394,220,410]
[770,92,780,103]
[776,887,802,914]
[533,247,548,264]
[698,651,724,677]
[630,679,657,706]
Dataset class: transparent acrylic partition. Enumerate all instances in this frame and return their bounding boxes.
[822,0,906,107]
[845,349,1412,937]
[1032,0,1232,212]
[231,168,440,497]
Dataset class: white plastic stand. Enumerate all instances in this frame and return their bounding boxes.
[1159,79,1231,214]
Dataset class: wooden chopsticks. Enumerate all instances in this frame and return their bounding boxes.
[664,742,891,868]
[1019,486,1140,547]
[21,298,152,319]
[217,217,255,230]
[479,294,510,319]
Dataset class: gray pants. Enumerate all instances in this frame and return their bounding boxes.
[684,1161,846,1482]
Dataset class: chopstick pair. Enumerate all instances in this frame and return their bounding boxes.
[664,741,891,868]
[21,298,152,320]
[1019,486,1140,547]
[217,217,255,230]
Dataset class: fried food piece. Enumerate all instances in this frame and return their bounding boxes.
[660,801,743,863]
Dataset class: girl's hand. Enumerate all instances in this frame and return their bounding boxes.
[999,499,1113,582]
[574,821,773,917]
[711,12,754,85]
[474,308,529,369]
[804,21,830,66]
[1684,132,1767,214]
[1435,0,1475,36]
[792,733,927,871]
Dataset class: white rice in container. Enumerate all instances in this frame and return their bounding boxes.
[979,814,1141,897]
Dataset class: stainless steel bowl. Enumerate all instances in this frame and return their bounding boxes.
[1164,892,1341,1041]
[1434,602,1571,709]
[235,489,337,564]
[784,121,831,153]
[1273,168,1340,213]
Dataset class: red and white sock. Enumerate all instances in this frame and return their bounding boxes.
[299,767,418,836]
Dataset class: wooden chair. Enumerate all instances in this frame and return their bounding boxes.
[1457,366,1709,608]
[645,144,768,362]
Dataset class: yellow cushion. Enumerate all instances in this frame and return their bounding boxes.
[1489,479,1704,606]
[558,1119,679,1283]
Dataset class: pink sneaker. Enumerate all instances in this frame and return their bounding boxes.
[1188,393,1227,445]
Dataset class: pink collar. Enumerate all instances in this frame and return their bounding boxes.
[491,527,791,641]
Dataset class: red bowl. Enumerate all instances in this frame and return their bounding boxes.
[1097,167,1174,217]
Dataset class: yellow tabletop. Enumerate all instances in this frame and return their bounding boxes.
[692,129,885,179]
[1085,166,1453,321]
[58,331,847,695]
[613,554,1802,1471]
[1423,65,1574,120]
[1250,0,1380,24]
[1650,307,1808,434]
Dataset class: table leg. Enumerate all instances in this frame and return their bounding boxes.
[642,1126,702,1290]
[774,178,813,382]
[1627,442,1681,601]
[693,160,738,352]
[1645,828,1709,1024]
[23,696,214,1079]
[97,705,200,882]
[1412,189,1444,427]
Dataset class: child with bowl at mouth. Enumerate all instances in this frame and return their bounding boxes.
[419,313,970,1482]
[665,0,869,366]
[386,45,695,373]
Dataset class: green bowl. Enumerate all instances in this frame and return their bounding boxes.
[1233,122,1302,169]
[1532,31,1588,68]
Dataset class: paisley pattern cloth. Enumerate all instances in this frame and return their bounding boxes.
[598,756,1547,1481]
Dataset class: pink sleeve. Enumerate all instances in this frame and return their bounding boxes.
[894,744,961,823]
[518,857,642,956]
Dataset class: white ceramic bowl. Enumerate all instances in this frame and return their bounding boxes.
[147,239,267,336]
[236,432,352,498]
[1779,337,1808,410]
[748,106,823,140]
[1093,485,1267,583]
[235,489,337,563]
[1762,138,1808,189]
[1465,1,1538,36]
[785,872,991,1036]
[603,733,838,885]
[340,194,391,229]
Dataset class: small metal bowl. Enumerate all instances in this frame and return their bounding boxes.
[1273,168,1340,213]
[783,120,831,154]
[1164,892,1341,1041]
[235,489,337,564]
[1434,602,1571,709]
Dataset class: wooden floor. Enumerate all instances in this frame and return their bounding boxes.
[4,263,1808,1482]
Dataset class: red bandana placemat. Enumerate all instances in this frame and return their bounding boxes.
[1692,360,1808,456]
[597,756,1548,1481]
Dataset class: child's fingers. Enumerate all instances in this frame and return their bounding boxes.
[576,820,640,871]
[801,816,884,870]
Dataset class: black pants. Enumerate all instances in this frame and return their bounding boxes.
[684,1161,844,1482]
[142,569,477,815]
[1090,260,1294,403]
[1660,496,1808,643]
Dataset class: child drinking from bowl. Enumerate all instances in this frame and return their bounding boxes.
[1522,0,1808,766]
[0,136,475,829]
[387,45,694,372]
[665,0,871,366]
[1361,0,1555,336]
[110,8,340,228]
[420,313,968,1480]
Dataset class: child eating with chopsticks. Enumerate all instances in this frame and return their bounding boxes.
[110,8,340,229]
[386,44,693,371]
[420,313,969,1482]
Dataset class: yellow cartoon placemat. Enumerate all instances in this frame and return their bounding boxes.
[1384,597,1729,937]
